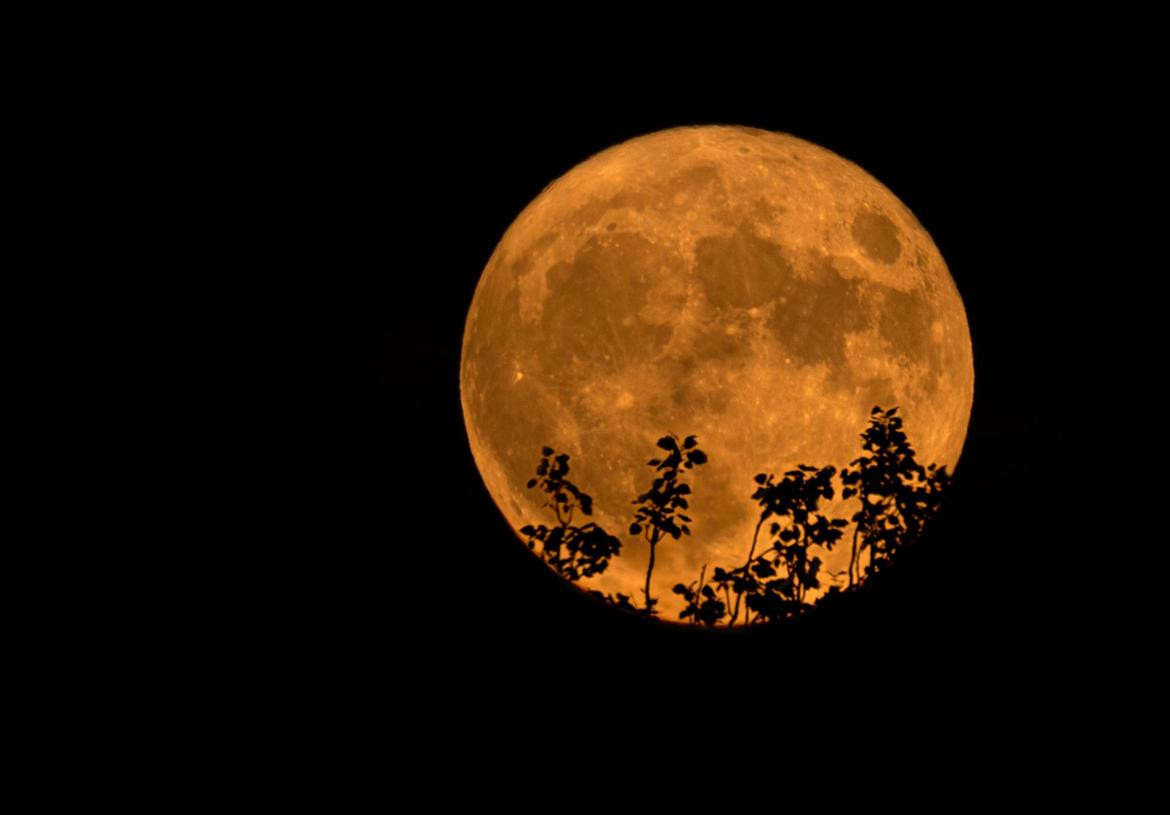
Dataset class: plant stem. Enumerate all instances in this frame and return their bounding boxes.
[643,529,660,612]
[695,563,707,625]
[849,508,862,588]
[730,514,767,625]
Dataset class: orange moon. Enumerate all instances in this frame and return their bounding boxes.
[460,126,973,620]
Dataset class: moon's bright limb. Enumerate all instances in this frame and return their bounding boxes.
[460,126,974,621]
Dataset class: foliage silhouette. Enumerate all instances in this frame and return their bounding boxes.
[673,564,726,625]
[519,447,622,583]
[517,406,950,626]
[629,433,707,616]
[841,407,952,586]
[684,463,847,625]
[587,589,640,613]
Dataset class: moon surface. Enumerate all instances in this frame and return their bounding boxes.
[460,126,973,621]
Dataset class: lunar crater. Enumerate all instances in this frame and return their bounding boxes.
[851,210,903,264]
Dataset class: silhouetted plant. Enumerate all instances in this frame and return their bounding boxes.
[517,406,951,626]
[630,434,707,616]
[520,447,622,583]
[587,590,640,613]
[703,463,847,624]
[673,564,726,626]
[841,406,952,586]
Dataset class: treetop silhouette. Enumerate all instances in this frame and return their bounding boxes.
[517,407,951,626]
[842,406,951,587]
[678,462,846,626]
[519,447,622,583]
[630,433,708,616]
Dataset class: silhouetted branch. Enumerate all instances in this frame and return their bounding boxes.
[630,433,707,616]
[842,407,951,584]
[520,447,621,583]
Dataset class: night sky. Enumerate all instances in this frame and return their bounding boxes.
[334,83,1091,704]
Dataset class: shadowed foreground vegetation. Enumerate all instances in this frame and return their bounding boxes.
[519,407,951,625]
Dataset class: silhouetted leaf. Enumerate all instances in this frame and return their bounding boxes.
[684,435,697,449]
[630,523,642,535]
[657,436,677,451]
[754,473,767,484]
[688,450,707,465]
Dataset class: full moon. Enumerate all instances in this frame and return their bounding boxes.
[460,126,973,621]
